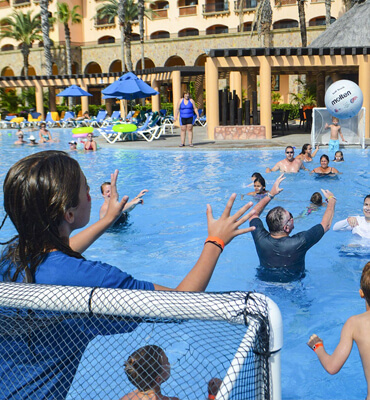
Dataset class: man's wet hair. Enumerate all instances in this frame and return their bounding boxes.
[266,206,287,233]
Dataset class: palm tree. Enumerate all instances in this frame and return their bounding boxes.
[297,0,307,46]
[138,0,145,70]
[56,2,82,75]
[252,0,273,47]
[39,0,53,75]
[0,10,42,77]
[96,0,152,72]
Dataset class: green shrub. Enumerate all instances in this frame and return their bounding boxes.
[272,103,299,120]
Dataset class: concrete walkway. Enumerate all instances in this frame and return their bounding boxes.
[96,122,369,150]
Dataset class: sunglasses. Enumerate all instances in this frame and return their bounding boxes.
[286,151,294,154]
[285,212,294,227]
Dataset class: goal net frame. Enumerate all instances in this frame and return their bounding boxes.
[311,107,366,149]
[0,283,283,400]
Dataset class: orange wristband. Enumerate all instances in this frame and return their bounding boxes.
[205,236,225,252]
[312,343,323,352]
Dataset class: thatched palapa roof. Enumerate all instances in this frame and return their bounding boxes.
[310,0,370,47]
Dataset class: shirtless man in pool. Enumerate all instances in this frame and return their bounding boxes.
[266,146,307,173]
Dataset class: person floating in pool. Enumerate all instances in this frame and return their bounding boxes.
[39,123,53,143]
[247,175,268,198]
[248,174,337,280]
[14,130,27,145]
[28,135,38,146]
[307,261,370,400]
[99,182,148,223]
[312,154,339,175]
[0,150,256,399]
[120,345,178,400]
[84,132,97,151]
[265,146,308,173]
[324,116,347,153]
[333,150,344,162]
[68,140,77,151]
[333,195,370,239]
[298,192,326,218]
[296,143,319,162]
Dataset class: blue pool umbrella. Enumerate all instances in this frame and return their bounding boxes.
[56,85,92,97]
[102,72,158,100]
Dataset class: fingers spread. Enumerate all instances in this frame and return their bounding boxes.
[221,193,237,218]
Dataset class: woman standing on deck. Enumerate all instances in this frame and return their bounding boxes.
[174,91,200,148]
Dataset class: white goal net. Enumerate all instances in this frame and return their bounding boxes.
[311,107,365,148]
[0,283,282,400]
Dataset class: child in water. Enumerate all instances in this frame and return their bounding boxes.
[307,262,370,400]
[247,175,268,197]
[121,345,179,400]
[333,150,344,162]
[325,117,347,153]
[298,192,326,217]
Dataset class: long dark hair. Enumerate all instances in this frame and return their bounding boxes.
[1,151,84,283]
[300,143,310,155]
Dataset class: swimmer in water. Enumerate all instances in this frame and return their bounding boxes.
[296,143,319,162]
[312,155,339,175]
[298,192,326,218]
[247,175,268,197]
[333,151,344,162]
[247,172,263,187]
[266,146,308,173]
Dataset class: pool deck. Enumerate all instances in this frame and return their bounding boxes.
[96,122,370,150]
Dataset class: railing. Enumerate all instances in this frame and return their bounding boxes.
[152,8,168,19]
[234,0,258,11]
[94,15,115,28]
[202,2,229,14]
[178,29,199,37]
[179,4,197,16]
[13,0,30,5]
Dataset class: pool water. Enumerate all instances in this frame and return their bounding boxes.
[0,129,369,399]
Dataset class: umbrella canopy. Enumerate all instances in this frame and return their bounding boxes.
[57,85,92,97]
[102,72,159,100]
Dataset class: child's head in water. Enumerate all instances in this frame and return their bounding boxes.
[125,345,170,392]
[1,151,88,282]
[333,151,344,162]
[253,176,266,194]
[310,192,323,206]
[208,377,222,399]
[101,182,111,199]
[251,172,263,182]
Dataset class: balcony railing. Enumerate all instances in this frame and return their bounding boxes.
[152,8,168,19]
[202,2,229,15]
[13,0,30,6]
[179,4,197,16]
[94,15,115,28]
[234,0,258,11]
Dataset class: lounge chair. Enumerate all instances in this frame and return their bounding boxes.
[89,110,108,127]
[43,112,60,128]
[194,109,207,127]
[60,111,76,128]
[101,110,122,127]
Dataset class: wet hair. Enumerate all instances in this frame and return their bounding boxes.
[299,143,311,155]
[208,378,222,396]
[364,195,370,203]
[40,123,46,128]
[310,192,322,205]
[360,262,370,305]
[125,345,165,392]
[333,151,344,161]
[0,151,84,283]
[285,146,294,153]
[266,206,287,233]
[320,154,329,162]
[254,176,266,189]
[100,182,111,194]
[251,172,263,180]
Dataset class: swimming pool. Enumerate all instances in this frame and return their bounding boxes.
[0,129,369,399]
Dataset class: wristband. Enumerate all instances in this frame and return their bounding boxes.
[205,236,225,253]
[267,192,274,199]
[312,342,323,352]
[326,195,337,202]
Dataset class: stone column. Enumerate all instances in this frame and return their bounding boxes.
[34,80,44,120]
[359,55,370,138]
[81,83,89,113]
[151,78,160,113]
[172,70,181,127]
[205,57,219,139]
[259,57,272,139]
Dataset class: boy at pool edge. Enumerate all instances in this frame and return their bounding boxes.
[99,182,148,220]
[0,150,256,398]
[308,261,370,400]
[324,116,348,153]
[121,345,178,400]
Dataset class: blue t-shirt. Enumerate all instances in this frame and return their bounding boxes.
[0,252,154,399]
[250,218,325,280]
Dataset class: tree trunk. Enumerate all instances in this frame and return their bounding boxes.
[40,0,53,75]
[118,0,127,72]
[238,0,244,32]
[298,0,307,47]
[22,45,29,77]
[124,23,133,72]
[120,26,126,72]
[138,0,145,70]
[325,0,331,27]
[64,23,72,75]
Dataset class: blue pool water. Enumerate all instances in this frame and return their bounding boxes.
[0,129,369,399]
